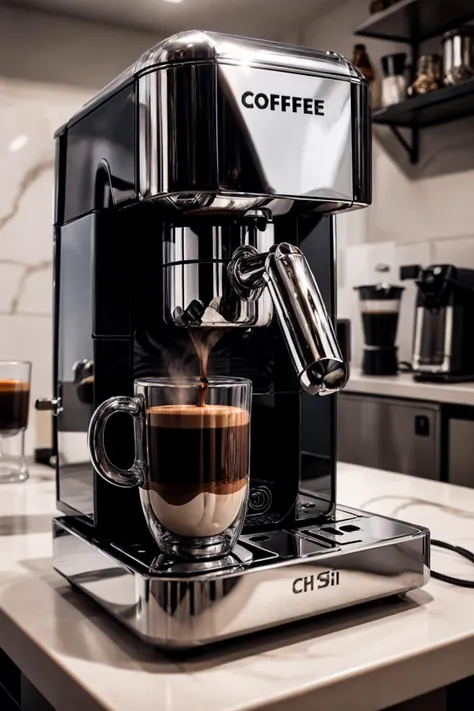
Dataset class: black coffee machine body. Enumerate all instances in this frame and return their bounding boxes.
[40,32,429,648]
[401,264,474,382]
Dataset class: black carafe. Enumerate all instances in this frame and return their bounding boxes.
[355,284,404,375]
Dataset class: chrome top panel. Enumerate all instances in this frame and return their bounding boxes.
[72,30,365,123]
[137,30,357,77]
[137,60,365,211]
[59,31,371,217]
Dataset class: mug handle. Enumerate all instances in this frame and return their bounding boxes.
[87,395,145,488]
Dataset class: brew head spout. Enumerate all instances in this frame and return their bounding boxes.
[162,219,347,396]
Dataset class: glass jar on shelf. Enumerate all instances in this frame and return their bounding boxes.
[408,54,442,96]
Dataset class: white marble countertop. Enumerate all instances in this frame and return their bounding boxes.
[2,464,474,711]
[344,367,474,406]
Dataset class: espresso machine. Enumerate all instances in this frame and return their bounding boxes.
[401,264,474,382]
[38,31,429,648]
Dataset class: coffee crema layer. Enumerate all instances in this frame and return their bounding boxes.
[147,404,249,428]
[0,379,30,392]
[0,379,30,433]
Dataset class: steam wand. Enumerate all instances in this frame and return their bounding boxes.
[228,243,347,395]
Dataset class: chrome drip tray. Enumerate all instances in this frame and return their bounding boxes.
[103,530,328,576]
[53,505,430,649]
[110,540,268,575]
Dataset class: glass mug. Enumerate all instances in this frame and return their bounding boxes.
[0,360,32,483]
[88,377,251,560]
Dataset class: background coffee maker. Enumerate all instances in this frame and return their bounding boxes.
[37,31,429,648]
[401,264,474,382]
[355,284,404,375]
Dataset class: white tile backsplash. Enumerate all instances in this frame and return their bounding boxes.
[0,78,92,453]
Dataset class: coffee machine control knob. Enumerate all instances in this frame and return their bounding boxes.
[35,397,62,415]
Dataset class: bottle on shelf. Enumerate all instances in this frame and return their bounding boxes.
[369,0,385,13]
[369,0,400,14]
[353,43,381,109]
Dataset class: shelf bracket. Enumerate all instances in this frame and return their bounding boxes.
[389,125,419,164]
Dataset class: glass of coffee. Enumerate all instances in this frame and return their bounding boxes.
[88,377,251,560]
[0,361,32,483]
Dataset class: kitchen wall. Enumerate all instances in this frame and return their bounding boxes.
[1,78,92,453]
[0,5,161,88]
[0,6,161,454]
[299,0,474,367]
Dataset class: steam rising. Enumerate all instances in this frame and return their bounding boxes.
[137,329,225,406]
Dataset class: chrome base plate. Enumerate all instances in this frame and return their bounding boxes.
[53,503,430,649]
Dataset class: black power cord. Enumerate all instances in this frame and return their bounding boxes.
[431,539,474,588]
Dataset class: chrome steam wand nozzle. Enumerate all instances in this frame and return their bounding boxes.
[228,243,348,395]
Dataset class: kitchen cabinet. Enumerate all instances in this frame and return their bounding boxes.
[338,392,474,486]
[449,418,474,487]
[338,393,441,480]
[0,648,53,711]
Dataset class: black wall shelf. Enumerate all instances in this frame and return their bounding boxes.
[373,79,474,129]
[354,0,474,165]
[355,0,474,44]
[373,80,474,163]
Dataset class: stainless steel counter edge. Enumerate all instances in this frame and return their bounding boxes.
[344,368,474,407]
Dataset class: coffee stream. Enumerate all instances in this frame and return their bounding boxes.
[189,328,224,406]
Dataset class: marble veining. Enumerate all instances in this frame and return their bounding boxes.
[0,257,52,315]
[362,494,474,520]
[0,158,53,233]
[0,78,93,452]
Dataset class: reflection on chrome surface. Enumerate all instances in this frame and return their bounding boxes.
[53,505,429,649]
